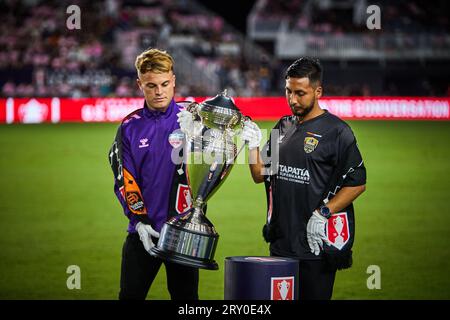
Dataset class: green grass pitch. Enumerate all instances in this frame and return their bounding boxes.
[0,120,449,299]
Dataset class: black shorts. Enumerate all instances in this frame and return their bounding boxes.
[119,232,199,300]
[271,252,337,300]
[297,259,337,300]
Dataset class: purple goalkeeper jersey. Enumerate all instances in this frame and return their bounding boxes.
[110,99,183,233]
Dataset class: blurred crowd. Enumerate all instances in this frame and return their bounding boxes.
[0,0,448,98]
[253,0,449,34]
[0,0,278,98]
[251,0,449,97]
[1,0,121,97]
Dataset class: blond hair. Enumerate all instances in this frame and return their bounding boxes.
[135,48,174,75]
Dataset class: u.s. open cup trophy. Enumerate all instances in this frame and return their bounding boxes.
[150,91,246,270]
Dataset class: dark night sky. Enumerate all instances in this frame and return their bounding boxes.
[196,0,257,34]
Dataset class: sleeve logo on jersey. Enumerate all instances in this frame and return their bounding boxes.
[271,276,295,300]
[139,138,149,148]
[123,168,147,215]
[304,137,319,153]
[176,184,192,214]
[168,131,185,149]
[326,212,350,250]
[126,191,145,212]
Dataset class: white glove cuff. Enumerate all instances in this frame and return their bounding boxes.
[313,210,328,222]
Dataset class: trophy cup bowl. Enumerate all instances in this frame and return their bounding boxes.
[150,91,244,270]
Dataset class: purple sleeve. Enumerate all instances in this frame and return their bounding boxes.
[109,124,147,220]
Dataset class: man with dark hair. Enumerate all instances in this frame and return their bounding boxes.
[242,57,367,300]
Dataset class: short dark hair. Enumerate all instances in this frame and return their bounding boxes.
[285,57,323,86]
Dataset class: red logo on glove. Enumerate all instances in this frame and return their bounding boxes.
[326,212,350,250]
[176,184,192,214]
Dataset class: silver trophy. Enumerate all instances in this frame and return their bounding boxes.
[150,91,246,270]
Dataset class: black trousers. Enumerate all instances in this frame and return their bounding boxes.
[119,232,199,300]
[271,252,336,300]
[297,259,337,300]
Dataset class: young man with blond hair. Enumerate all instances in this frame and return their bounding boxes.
[109,48,198,300]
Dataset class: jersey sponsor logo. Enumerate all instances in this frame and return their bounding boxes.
[168,131,184,148]
[304,136,319,153]
[271,276,294,300]
[139,138,149,148]
[278,164,310,184]
[176,184,192,214]
[326,212,350,250]
[123,168,147,215]
[126,191,145,212]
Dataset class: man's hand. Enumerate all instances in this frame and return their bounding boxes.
[177,110,194,134]
[241,120,262,150]
[306,211,330,256]
[136,222,160,252]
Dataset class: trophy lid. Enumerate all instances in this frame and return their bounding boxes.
[199,90,242,129]
[202,90,239,112]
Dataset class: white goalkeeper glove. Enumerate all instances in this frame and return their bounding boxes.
[135,222,160,252]
[241,120,262,150]
[306,210,330,256]
[177,110,194,134]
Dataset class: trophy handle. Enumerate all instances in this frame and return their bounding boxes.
[187,102,201,120]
